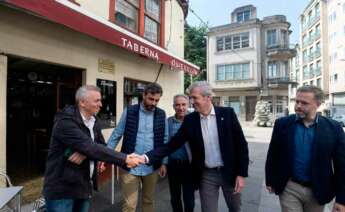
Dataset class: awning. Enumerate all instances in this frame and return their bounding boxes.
[1,0,200,75]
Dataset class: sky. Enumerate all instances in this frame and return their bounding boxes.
[186,0,310,44]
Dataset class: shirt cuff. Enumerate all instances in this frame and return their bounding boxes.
[143,154,149,164]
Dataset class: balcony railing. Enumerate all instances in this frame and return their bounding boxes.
[266,44,296,58]
[267,76,297,85]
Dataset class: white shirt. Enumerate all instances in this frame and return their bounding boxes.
[81,113,96,178]
[200,106,224,168]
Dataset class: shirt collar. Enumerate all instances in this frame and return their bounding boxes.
[80,112,96,124]
[295,114,319,126]
[200,105,215,119]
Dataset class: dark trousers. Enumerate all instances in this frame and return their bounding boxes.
[168,160,195,212]
[199,168,241,212]
[45,198,90,212]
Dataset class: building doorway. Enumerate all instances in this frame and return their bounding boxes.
[6,56,83,202]
[245,96,257,121]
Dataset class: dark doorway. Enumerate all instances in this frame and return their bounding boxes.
[246,96,257,121]
[6,56,83,202]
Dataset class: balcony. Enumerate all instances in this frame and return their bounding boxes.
[266,44,297,59]
[267,76,298,87]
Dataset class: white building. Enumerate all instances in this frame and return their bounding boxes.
[327,0,345,116]
[207,5,296,121]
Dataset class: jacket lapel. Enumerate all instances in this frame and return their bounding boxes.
[194,112,205,151]
[287,115,296,166]
[215,107,225,148]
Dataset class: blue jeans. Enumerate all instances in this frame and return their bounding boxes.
[45,198,90,212]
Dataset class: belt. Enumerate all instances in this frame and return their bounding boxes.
[291,178,313,188]
[206,166,223,171]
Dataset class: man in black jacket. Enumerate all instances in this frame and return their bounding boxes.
[144,81,249,212]
[43,85,143,212]
[265,85,345,212]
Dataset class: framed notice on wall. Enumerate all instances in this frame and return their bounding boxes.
[97,79,116,129]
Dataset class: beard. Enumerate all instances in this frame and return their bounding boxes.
[295,109,307,119]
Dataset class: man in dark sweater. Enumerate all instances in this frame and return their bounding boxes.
[43,85,142,212]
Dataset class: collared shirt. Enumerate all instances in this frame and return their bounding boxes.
[80,113,96,178]
[167,116,190,161]
[200,105,224,168]
[107,104,168,176]
[292,115,318,182]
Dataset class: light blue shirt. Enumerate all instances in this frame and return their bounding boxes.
[107,104,168,176]
[167,116,189,161]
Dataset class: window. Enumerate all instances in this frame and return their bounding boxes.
[144,0,161,43]
[267,29,277,47]
[115,0,139,32]
[343,3,345,14]
[241,32,249,48]
[315,3,320,16]
[316,42,320,51]
[281,30,288,47]
[242,63,250,79]
[216,38,224,51]
[112,0,162,45]
[237,10,251,22]
[268,61,278,78]
[315,24,320,35]
[216,32,250,51]
[216,65,225,80]
[303,65,308,79]
[233,35,241,49]
[225,36,232,50]
[216,63,251,81]
[309,63,314,77]
[335,74,338,83]
[144,16,159,43]
[145,0,160,20]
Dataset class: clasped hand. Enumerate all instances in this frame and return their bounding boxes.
[125,153,146,168]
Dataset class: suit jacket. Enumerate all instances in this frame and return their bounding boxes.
[265,114,345,205]
[147,106,249,189]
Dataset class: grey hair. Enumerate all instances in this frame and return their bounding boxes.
[187,81,214,97]
[173,94,189,105]
[75,85,101,103]
[297,85,324,103]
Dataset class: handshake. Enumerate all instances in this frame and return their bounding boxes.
[125,153,147,168]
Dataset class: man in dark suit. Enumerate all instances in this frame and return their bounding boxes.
[144,81,249,212]
[265,85,345,212]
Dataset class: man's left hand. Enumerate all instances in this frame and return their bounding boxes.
[68,152,86,165]
[158,165,167,178]
[233,176,245,194]
[333,203,345,212]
